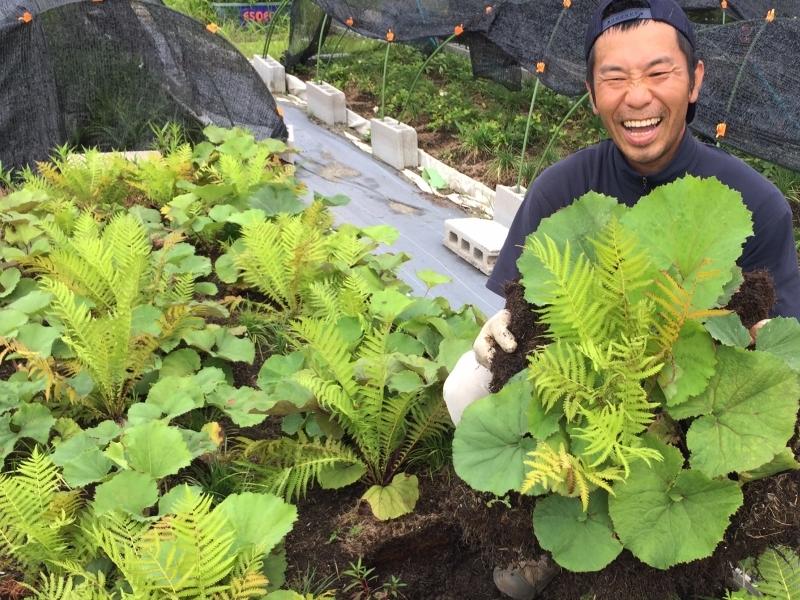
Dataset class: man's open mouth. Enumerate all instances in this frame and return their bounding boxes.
[622,117,662,137]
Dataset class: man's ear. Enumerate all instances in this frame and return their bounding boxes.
[690,59,705,102]
[585,81,599,115]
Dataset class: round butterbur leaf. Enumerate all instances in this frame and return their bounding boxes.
[609,436,742,569]
[453,380,536,495]
[667,345,800,478]
[533,491,622,572]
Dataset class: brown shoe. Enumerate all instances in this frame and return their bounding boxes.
[493,557,560,600]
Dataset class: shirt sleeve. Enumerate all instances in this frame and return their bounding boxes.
[486,185,558,297]
[738,202,800,322]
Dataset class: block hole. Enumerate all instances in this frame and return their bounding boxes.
[487,254,497,267]
[473,248,484,261]
[448,232,458,244]
[461,239,471,252]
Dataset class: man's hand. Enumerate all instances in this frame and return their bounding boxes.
[749,319,770,346]
[473,309,517,369]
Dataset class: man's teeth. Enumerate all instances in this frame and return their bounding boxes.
[623,118,661,128]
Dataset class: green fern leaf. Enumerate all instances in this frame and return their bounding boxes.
[757,546,800,599]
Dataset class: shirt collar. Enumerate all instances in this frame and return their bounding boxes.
[612,128,701,195]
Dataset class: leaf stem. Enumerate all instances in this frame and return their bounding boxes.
[261,0,291,59]
[380,40,391,120]
[530,92,590,184]
[397,33,457,124]
[315,13,329,83]
[726,18,770,113]
[516,78,540,193]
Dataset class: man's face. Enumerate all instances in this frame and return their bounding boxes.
[587,20,704,175]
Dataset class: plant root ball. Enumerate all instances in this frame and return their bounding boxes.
[725,268,776,329]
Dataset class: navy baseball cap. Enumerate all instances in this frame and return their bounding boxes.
[584,0,697,123]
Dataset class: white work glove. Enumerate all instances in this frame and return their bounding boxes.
[749,318,770,346]
[473,309,517,369]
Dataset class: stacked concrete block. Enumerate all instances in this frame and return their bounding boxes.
[251,55,286,94]
[279,125,296,164]
[370,117,418,170]
[305,81,347,126]
[443,218,509,275]
[285,74,307,101]
[493,185,526,228]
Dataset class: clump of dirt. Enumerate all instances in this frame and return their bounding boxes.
[725,268,776,329]
[283,466,536,600]
[488,278,548,393]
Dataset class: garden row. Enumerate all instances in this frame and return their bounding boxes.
[2,121,800,598]
[0,127,483,598]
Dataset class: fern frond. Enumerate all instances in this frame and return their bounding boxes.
[528,341,597,418]
[236,220,292,311]
[327,230,369,267]
[527,235,608,343]
[522,442,623,510]
[139,493,236,597]
[214,547,269,600]
[391,390,450,478]
[306,280,343,322]
[339,273,372,319]
[757,546,800,599]
[238,434,365,500]
[291,318,358,399]
[591,219,654,335]
[0,449,71,577]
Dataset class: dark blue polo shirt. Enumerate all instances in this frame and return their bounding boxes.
[488,129,800,321]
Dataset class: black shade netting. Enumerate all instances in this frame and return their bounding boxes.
[466,32,522,91]
[0,0,287,172]
[692,19,800,171]
[284,0,332,69]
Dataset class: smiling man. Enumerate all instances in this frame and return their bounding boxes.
[446,0,800,431]
[453,1,800,597]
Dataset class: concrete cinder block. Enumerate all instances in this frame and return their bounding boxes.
[251,55,286,94]
[279,124,297,164]
[347,109,370,137]
[494,185,526,228]
[370,117,418,170]
[285,74,307,101]
[443,218,509,275]
[305,81,347,126]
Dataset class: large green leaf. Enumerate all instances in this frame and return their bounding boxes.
[159,349,201,378]
[361,473,419,520]
[0,378,46,413]
[145,376,205,419]
[217,492,298,555]
[453,380,536,495]
[15,323,61,357]
[14,402,55,443]
[739,448,800,484]
[756,317,800,373]
[667,346,799,478]
[213,328,255,363]
[533,491,622,572]
[518,192,625,306]
[257,352,306,391]
[527,387,563,441]
[621,176,752,310]
[0,308,29,337]
[659,320,716,406]
[62,448,114,487]
[705,313,751,348]
[0,267,21,298]
[93,471,158,518]
[207,385,274,426]
[608,436,742,569]
[122,421,193,479]
[318,463,366,489]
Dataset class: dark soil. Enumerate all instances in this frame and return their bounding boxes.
[488,278,548,393]
[281,450,800,600]
[489,268,779,391]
